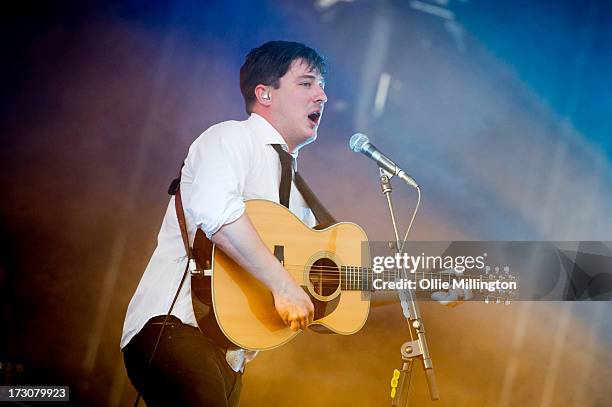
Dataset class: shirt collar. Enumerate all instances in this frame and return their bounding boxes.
[247,113,299,159]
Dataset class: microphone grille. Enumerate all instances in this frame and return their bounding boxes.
[349,133,369,152]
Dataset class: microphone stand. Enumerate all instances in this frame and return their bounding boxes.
[378,168,439,406]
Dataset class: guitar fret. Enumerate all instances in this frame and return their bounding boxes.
[347,266,350,290]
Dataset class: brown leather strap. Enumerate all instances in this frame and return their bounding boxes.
[174,185,194,262]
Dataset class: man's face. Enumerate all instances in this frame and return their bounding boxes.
[269,59,327,151]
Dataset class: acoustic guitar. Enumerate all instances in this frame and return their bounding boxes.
[191,199,515,351]
[191,199,370,351]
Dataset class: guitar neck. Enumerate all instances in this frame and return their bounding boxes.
[339,266,459,291]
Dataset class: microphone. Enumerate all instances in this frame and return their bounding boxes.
[349,133,418,188]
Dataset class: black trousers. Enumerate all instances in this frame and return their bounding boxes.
[123,316,242,406]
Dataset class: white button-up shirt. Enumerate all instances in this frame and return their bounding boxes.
[121,114,316,368]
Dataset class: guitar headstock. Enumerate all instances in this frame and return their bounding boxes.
[428,266,518,306]
[480,265,518,305]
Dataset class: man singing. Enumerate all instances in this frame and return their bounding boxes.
[121,40,329,406]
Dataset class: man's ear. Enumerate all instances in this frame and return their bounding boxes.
[255,84,272,106]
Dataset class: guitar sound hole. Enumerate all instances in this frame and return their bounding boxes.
[309,258,340,297]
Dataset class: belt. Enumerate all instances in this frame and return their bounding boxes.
[145,315,252,373]
[148,315,182,326]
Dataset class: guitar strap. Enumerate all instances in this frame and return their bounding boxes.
[173,184,194,264]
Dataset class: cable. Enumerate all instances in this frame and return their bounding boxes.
[132,259,190,407]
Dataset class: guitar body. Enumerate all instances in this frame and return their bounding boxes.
[210,199,371,351]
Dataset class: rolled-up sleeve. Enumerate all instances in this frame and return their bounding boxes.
[181,123,252,239]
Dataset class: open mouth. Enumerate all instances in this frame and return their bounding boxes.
[308,111,321,125]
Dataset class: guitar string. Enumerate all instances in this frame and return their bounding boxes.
[278,265,489,278]
[214,263,508,285]
[277,265,509,279]
[279,267,463,277]
[281,264,467,273]
[278,270,498,281]
[265,267,499,289]
[280,263,500,274]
